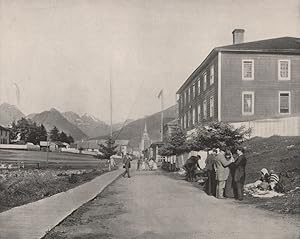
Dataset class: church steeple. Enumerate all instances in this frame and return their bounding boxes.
[140,118,151,151]
[143,121,148,135]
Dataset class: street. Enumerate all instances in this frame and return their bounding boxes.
[45,164,300,239]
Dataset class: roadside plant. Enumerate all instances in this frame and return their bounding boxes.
[159,126,189,156]
[97,137,118,159]
[191,122,251,152]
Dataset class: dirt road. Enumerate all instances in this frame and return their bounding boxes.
[45,168,300,239]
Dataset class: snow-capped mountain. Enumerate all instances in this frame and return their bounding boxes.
[62,111,110,138]
[0,103,25,127]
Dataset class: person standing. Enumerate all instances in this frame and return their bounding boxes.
[214,149,234,199]
[205,149,217,196]
[137,156,142,171]
[233,147,247,200]
[123,154,131,178]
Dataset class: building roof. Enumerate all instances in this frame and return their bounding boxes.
[0,126,10,131]
[216,37,300,53]
[177,37,300,94]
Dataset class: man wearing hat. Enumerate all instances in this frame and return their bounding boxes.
[214,148,234,199]
[233,147,247,200]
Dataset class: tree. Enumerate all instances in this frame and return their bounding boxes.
[10,118,49,145]
[191,122,251,152]
[50,126,60,142]
[59,131,69,143]
[159,126,189,156]
[67,135,74,144]
[38,124,48,142]
[97,137,118,159]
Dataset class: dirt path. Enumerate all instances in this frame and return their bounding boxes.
[45,169,300,239]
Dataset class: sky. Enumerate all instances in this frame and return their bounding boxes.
[0,0,299,124]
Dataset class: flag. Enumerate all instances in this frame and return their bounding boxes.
[157,89,163,98]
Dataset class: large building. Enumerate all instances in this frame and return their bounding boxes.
[0,126,10,144]
[177,29,300,137]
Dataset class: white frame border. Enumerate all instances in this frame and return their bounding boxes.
[242,91,255,116]
[242,59,254,81]
[278,91,291,115]
[278,59,291,81]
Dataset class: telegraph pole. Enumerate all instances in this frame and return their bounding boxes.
[109,68,113,138]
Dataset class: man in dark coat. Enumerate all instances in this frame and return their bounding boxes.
[233,147,247,200]
[205,149,217,196]
[123,154,131,178]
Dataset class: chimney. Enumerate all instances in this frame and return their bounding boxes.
[232,29,245,44]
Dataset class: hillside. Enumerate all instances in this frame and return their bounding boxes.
[93,105,177,147]
[242,136,300,214]
[29,108,87,140]
[0,103,24,127]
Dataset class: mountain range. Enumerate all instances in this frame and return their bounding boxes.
[93,105,177,148]
[0,102,175,144]
[0,103,25,127]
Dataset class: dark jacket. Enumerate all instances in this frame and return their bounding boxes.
[205,154,215,171]
[233,154,247,182]
[123,156,131,169]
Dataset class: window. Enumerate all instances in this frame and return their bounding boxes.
[242,60,254,80]
[242,91,254,115]
[192,107,196,125]
[203,73,207,90]
[197,104,201,122]
[186,90,189,104]
[210,65,214,85]
[203,100,207,119]
[186,112,189,128]
[279,91,291,114]
[197,78,201,95]
[278,60,290,81]
[210,96,214,117]
[193,83,196,99]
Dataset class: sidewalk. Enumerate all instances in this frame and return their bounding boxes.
[0,168,124,239]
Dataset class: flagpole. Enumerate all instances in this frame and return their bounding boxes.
[160,90,164,142]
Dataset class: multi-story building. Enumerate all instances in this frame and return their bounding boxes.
[0,126,10,144]
[177,29,300,137]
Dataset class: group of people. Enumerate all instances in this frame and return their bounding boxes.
[137,157,158,171]
[122,154,158,178]
[246,168,283,193]
[203,147,247,200]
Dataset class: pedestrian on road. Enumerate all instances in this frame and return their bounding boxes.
[123,154,131,178]
[137,156,142,170]
[233,147,247,200]
[214,148,234,199]
[204,149,217,196]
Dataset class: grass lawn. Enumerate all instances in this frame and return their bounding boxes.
[241,136,300,215]
[0,150,120,213]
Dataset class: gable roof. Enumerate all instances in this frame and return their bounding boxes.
[0,126,9,131]
[177,37,300,94]
[216,37,300,53]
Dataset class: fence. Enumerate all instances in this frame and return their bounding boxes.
[231,116,300,138]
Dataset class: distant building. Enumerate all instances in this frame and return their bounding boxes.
[139,121,151,152]
[76,139,129,155]
[0,126,10,144]
[40,141,59,151]
[177,29,300,137]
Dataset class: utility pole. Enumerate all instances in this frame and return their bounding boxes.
[46,133,49,168]
[109,68,113,138]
